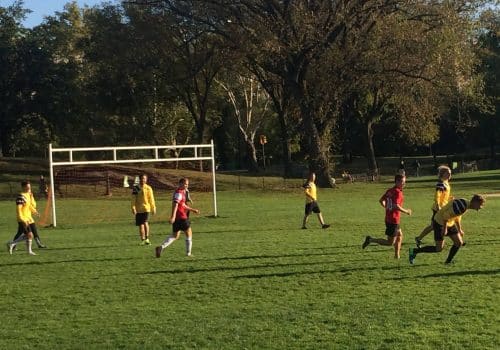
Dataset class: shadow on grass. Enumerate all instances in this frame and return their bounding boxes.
[0,256,136,267]
[230,263,432,279]
[146,257,426,276]
[391,269,500,280]
[44,245,118,251]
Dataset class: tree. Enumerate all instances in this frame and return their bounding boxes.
[0,1,30,156]
[216,70,272,172]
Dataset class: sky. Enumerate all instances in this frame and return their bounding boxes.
[0,0,110,27]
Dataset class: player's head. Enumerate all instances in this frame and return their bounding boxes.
[470,194,485,211]
[438,165,451,180]
[139,174,148,184]
[307,172,316,182]
[394,174,406,188]
[21,180,31,192]
[179,178,189,189]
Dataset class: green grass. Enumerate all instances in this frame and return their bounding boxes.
[0,171,499,349]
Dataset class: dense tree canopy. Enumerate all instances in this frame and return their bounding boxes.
[0,0,498,183]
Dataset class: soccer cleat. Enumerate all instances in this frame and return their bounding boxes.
[38,244,47,249]
[301,226,307,229]
[155,246,162,258]
[415,237,422,249]
[362,236,371,249]
[140,240,146,246]
[462,241,466,247]
[409,248,416,264]
[444,260,454,265]
[7,242,14,255]
[322,224,330,229]
[28,251,37,256]
[145,239,151,245]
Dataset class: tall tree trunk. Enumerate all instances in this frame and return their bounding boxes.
[302,112,333,187]
[244,138,259,172]
[365,120,378,176]
[276,110,292,177]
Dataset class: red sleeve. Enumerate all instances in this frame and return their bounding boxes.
[395,189,403,206]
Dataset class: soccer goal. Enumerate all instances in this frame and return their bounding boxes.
[48,142,218,227]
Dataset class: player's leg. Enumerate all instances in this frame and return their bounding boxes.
[410,220,446,262]
[369,223,397,246]
[185,226,193,256]
[394,229,403,259]
[415,224,432,248]
[445,232,463,264]
[156,223,181,258]
[302,203,311,229]
[31,224,46,248]
[313,203,330,229]
[144,222,150,245]
[23,225,36,255]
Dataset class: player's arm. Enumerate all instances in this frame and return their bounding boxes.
[455,217,464,235]
[131,195,137,215]
[184,204,200,215]
[149,187,156,215]
[29,193,39,216]
[441,221,448,236]
[435,186,446,209]
[379,196,386,208]
[395,204,412,215]
[304,186,314,201]
[169,202,179,224]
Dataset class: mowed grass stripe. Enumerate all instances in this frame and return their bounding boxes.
[0,171,498,349]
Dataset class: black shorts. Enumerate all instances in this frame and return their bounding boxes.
[432,220,459,241]
[305,201,321,215]
[135,212,149,226]
[385,223,400,237]
[173,219,190,233]
[17,222,32,236]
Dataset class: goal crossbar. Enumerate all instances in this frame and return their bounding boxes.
[48,141,218,227]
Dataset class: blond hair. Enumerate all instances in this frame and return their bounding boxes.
[437,165,451,179]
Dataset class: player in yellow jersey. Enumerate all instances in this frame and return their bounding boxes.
[409,195,485,264]
[301,172,330,229]
[6,181,43,255]
[131,174,156,245]
[415,165,452,248]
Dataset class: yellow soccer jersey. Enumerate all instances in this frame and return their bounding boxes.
[16,191,36,224]
[131,183,156,213]
[434,199,469,227]
[304,181,317,203]
[432,180,451,211]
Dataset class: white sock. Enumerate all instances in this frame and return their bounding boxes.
[161,236,176,249]
[27,239,33,254]
[185,238,192,256]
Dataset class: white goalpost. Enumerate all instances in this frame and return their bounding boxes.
[48,141,218,227]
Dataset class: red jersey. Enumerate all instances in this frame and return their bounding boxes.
[172,188,188,220]
[381,186,403,224]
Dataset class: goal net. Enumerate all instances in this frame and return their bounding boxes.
[48,143,218,227]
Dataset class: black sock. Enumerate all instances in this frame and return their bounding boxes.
[415,246,438,254]
[445,245,460,263]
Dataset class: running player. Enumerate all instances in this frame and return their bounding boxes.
[362,174,412,259]
[415,165,452,248]
[155,178,200,258]
[409,195,485,265]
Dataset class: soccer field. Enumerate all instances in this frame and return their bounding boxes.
[0,171,499,349]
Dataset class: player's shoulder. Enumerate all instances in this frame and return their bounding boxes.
[451,198,468,215]
[132,185,140,195]
[435,181,448,191]
[16,193,27,204]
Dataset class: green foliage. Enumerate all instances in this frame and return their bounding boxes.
[0,171,499,348]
